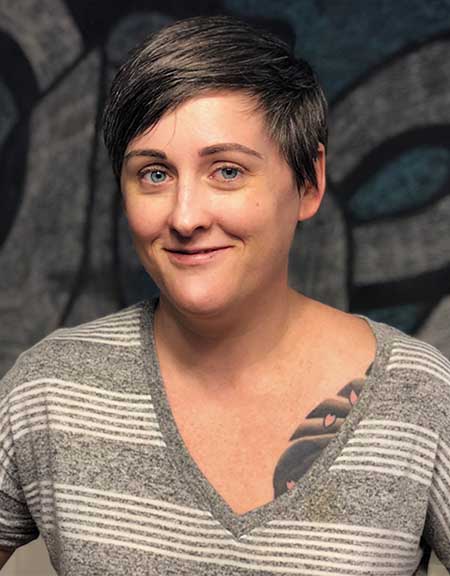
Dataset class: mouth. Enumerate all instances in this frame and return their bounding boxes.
[166,247,229,254]
[164,246,232,265]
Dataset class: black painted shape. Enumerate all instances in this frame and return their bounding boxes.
[334,126,450,210]
[65,0,296,53]
[64,0,227,49]
[273,436,333,497]
[0,120,30,249]
[0,32,39,113]
[330,30,450,109]
[0,32,38,249]
[351,265,450,311]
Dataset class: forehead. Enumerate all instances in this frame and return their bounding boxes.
[126,90,276,154]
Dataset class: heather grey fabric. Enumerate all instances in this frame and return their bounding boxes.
[1,297,450,575]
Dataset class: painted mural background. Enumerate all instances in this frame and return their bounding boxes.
[0,2,450,574]
[0,0,449,378]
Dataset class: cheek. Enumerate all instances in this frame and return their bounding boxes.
[124,200,164,241]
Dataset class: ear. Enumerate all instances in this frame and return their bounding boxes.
[297,143,326,222]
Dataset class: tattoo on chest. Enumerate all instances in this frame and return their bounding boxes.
[273,362,373,498]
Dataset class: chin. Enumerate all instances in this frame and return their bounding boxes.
[161,285,236,319]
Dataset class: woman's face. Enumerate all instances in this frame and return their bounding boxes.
[120,90,324,318]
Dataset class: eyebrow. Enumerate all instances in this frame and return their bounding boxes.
[199,143,264,159]
[123,143,264,163]
[124,149,167,163]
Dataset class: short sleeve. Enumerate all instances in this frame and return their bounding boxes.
[423,414,450,569]
[0,373,39,549]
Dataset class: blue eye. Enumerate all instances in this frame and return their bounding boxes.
[219,167,240,180]
[143,169,167,183]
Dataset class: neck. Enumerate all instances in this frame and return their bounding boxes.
[154,287,308,395]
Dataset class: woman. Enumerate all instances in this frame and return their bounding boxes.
[0,15,449,576]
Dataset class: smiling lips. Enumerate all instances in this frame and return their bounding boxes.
[166,247,228,254]
[165,246,231,265]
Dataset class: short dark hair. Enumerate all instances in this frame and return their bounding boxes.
[103,15,328,189]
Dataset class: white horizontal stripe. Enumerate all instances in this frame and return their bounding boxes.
[256,520,418,542]
[10,409,161,437]
[334,455,433,478]
[51,321,141,337]
[430,482,450,532]
[9,393,157,421]
[38,499,225,535]
[80,315,141,325]
[244,531,417,550]
[390,348,450,372]
[10,404,159,432]
[339,446,434,469]
[42,494,216,525]
[353,429,437,450]
[25,482,214,519]
[31,495,417,557]
[11,421,166,446]
[48,335,142,346]
[435,442,450,494]
[346,436,436,459]
[60,523,420,573]
[388,357,450,382]
[47,505,418,557]
[9,378,153,401]
[54,512,417,564]
[392,339,447,361]
[330,464,431,486]
[431,474,450,516]
[437,438,450,461]
[435,446,450,484]
[393,335,437,349]
[357,419,438,440]
[79,307,142,324]
[387,362,450,386]
[53,327,141,338]
[10,389,154,414]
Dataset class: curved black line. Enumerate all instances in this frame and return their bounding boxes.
[0,32,39,111]
[329,29,450,108]
[351,265,450,311]
[58,49,109,326]
[332,126,450,200]
[0,31,38,249]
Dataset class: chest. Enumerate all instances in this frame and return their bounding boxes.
[163,366,368,515]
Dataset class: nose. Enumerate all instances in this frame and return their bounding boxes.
[167,177,212,237]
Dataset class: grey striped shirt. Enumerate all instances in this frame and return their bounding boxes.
[1,298,449,575]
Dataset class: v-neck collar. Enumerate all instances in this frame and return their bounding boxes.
[139,297,394,539]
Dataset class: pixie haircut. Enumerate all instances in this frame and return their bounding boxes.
[103,15,328,189]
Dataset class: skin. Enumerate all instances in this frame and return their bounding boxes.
[120,90,373,509]
[121,90,326,392]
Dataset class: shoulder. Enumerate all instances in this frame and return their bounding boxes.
[0,301,150,399]
[41,301,145,348]
[371,317,450,387]
[366,316,450,420]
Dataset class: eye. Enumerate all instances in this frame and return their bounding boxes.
[213,165,244,182]
[220,167,240,180]
[140,168,168,184]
